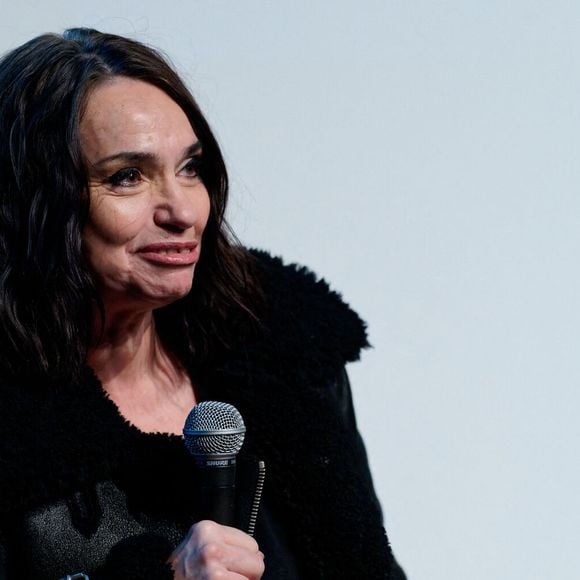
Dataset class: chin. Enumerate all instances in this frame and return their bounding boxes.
[152,285,193,305]
[142,271,195,304]
[100,271,195,311]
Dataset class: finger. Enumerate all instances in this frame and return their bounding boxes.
[169,522,265,580]
[193,520,261,552]
[196,540,265,578]
[171,547,264,580]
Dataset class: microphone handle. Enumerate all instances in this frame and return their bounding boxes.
[198,481,236,526]
[194,456,236,526]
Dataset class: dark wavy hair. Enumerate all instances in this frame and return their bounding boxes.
[0,28,260,383]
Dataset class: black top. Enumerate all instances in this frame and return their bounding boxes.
[0,250,405,579]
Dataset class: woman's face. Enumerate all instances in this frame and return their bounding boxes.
[80,77,210,315]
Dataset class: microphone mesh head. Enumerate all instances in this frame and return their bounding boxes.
[183,401,246,456]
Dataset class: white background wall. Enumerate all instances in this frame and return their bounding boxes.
[2,2,579,578]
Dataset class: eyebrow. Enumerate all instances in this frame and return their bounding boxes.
[91,141,203,169]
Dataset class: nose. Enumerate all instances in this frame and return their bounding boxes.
[153,176,204,232]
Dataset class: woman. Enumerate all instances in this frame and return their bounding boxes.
[0,28,405,579]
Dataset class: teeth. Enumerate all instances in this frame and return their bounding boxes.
[152,248,191,254]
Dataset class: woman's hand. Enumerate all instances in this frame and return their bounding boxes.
[169,520,265,580]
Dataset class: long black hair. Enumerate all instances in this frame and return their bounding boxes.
[0,28,260,383]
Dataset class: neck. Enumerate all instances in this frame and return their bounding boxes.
[88,309,158,382]
[87,307,188,398]
[87,307,196,434]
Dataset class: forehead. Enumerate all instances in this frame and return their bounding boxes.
[80,77,195,158]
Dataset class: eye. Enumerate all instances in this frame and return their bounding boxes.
[106,168,142,187]
[179,156,203,179]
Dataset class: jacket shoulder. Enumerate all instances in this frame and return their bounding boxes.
[248,249,369,365]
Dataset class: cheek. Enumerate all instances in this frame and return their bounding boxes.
[82,226,129,284]
[200,193,211,229]
[85,196,150,248]
[82,197,152,285]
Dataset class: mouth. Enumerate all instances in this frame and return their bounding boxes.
[137,242,200,266]
[147,247,194,255]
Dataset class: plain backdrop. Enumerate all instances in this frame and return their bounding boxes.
[2,2,579,579]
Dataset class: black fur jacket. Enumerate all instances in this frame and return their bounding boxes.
[0,251,404,579]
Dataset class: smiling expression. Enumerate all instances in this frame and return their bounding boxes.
[80,77,211,314]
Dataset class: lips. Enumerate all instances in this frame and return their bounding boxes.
[137,242,200,266]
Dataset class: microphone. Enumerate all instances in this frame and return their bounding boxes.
[183,401,246,526]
